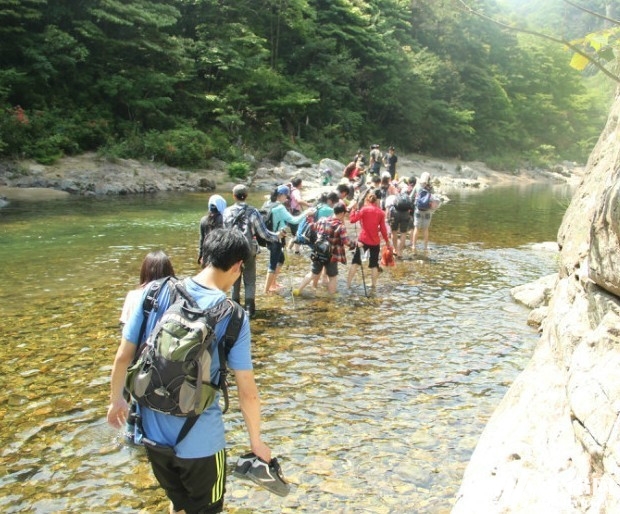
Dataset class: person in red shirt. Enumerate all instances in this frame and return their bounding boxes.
[347,192,393,289]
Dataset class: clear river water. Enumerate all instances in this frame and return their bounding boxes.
[0,182,573,513]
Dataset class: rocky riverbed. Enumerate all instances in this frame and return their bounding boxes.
[0,151,583,206]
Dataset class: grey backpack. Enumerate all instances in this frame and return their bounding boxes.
[125,278,244,417]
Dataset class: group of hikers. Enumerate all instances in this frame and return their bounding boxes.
[107,146,439,513]
[195,145,438,315]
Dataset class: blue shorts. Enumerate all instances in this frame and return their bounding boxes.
[267,240,285,272]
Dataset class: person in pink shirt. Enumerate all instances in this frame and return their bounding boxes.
[347,192,393,290]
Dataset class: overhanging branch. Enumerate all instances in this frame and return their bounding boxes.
[455,0,620,84]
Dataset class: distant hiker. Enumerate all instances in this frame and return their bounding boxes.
[107,229,276,514]
[389,182,414,257]
[294,202,352,296]
[383,146,398,180]
[287,177,312,254]
[343,159,357,180]
[336,182,354,208]
[347,192,393,290]
[223,184,283,317]
[120,250,176,327]
[198,195,226,266]
[369,144,382,175]
[263,185,309,294]
[411,172,436,253]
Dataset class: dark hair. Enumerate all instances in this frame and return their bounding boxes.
[365,192,378,205]
[234,191,247,201]
[333,202,347,215]
[326,192,339,205]
[336,184,350,195]
[316,192,329,205]
[409,176,417,186]
[139,250,175,286]
[291,177,302,187]
[202,228,251,271]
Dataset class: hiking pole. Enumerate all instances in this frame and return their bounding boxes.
[351,221,368,297]
[285,228,296,308]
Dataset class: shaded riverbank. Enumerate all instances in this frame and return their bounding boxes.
[0,151,584,204]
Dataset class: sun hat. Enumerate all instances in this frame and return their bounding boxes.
[276,184,290,196]
[208,194,226,214]
[419,172,431,185]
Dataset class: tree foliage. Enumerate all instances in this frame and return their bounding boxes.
[0,0,610,166]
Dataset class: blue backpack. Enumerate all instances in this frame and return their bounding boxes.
[416,189,432,211]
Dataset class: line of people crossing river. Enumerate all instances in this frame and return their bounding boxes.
[200,161,440,317]
[109,146,442,511]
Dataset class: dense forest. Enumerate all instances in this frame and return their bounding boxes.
[0,0,614,170]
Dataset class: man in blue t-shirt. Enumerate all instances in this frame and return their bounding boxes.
[107,229,273,513]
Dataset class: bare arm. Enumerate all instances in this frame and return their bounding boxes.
[234,368,272,462]
[107,338,136,429]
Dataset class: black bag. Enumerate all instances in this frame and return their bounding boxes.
[255,204,275,247]
[394,192,413,212]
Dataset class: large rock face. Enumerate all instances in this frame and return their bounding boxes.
[453,91,620,512]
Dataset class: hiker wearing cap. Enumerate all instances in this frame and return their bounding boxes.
[383,146,398,180]
[294,202,352,296]
[223,184,284,317]
[108,229,277,513]
[198,195,226,266]
[347,192,393,290]
[411,172,435,253]
[263,184,310,294]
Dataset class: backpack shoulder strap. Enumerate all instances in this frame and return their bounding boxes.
[230,204,248,227]
[215,300,246,414]
[175,299,245,445]
[136,276,176,347]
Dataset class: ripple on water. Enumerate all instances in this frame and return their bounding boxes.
[0,189,563,512]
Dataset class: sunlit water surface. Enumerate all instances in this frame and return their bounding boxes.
[0,183,572,513]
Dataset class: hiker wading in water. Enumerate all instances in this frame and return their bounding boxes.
[347,192,393,290]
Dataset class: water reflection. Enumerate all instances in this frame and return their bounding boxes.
[0,184,568,512]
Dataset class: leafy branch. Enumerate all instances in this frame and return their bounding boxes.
[455,0,620,83]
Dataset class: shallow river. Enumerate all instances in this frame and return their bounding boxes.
[0,183,572,513]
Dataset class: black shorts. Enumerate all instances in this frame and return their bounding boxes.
[390,210,412,233]
[311,259,338,277]
[145,447,226,514]
[351,244,380,268]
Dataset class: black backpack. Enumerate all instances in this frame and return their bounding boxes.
[228,205,255,248]
[394,192,413,212]
[255,203,276,247]
[126,277,245,444]
[309,219,332,264]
